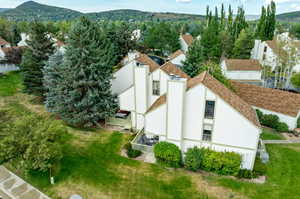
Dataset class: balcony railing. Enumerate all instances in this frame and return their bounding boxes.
[131,129,155,153]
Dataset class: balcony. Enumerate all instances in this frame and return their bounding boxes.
[131,129,159,153]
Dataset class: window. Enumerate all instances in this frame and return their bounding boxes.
[264,46,268,53]
[152,80,160,96]
[202,130,212,141]
[204,101,215,119]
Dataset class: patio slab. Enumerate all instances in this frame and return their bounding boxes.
[0,166,51,199]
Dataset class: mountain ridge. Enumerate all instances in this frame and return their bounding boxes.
[0,1,299,22]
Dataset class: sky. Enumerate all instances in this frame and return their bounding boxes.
[0,0,300,15]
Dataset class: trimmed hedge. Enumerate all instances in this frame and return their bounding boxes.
[201,149,241,176]
[184,147,204,171]
[154,142,182,168]
[183,147,241,176]
[256,109,289,132]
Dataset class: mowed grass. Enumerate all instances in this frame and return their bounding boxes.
[260,128,285,140]
[0,72,22,97]
[2,101,211,199]
[206,144,300,199]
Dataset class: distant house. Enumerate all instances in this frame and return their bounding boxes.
[0,47,22,73]
[232,81,300,130]
[131,29,141,41]
[0,37,11,48]
[168,50,186,67]
[221,59,263,85]
[251,33,300,72]
[111,52,261,170]
[179,34,193,53]
[17,33,29,47]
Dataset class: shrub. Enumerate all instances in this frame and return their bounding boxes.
[124,143,142,158]
[297,117,300,128]
[237,169,255,179]
[154,142,182,168]
[261,114,279,129]
[127,148,142,158]
[184,147,204,171]
[276,122,289,132]
[201,149,241,176]
[253,157,267,176]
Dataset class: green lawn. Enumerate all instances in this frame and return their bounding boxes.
[206,143,300,199]
[260,128,285,140]
[0,72,22,97]
[2,101,212,199]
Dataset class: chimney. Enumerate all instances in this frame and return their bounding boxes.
[166,76,187,147]
[133,62,149,130]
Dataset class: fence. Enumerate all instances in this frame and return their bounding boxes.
[131,129,154,153]
[0,64,20,73]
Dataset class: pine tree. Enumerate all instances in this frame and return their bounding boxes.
[182,39,203,77]
[232,29,254,59]
[201,7,222,63]
[21,21,55,97]
[45,17,118,127]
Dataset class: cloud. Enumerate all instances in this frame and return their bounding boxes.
[176,0,192,3]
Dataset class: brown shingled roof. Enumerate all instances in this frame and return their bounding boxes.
[232,81,300,117]
[147,71,260,127]
[160,61,190,79]
[169,50,185,60]
[225,59,262,71]
[0,37,10,46]
[136,53,160,73]
[181,34,193,46]
[147,94,167,113]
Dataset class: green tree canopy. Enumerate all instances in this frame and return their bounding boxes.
[232,29,255,59]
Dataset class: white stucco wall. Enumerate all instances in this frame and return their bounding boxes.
[111,61,135,95]
[170,54,186,66]
[253,106,298,130]
[118,86,134,111]
[145,104,167,136]
[148,69,170,106]
[166,79,186,142]
[179,36,189,53]
[134,65,149,114]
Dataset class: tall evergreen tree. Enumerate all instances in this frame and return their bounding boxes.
[232,7,248,40]
[256,1,276,41]
[201,7,222,63]
[182,39,203,77]
[232,29,254,59]
[256,6,267,40]
[220,4,226,29]
[44,17,118,127]
[21,21,55,97]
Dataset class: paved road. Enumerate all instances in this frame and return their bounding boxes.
[263,140,300,144]
[0,189,12,199]
[0,166,51,199]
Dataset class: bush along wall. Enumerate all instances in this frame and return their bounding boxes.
[154,141,182,168]
[256,109,289,132]
[184,147,242,177]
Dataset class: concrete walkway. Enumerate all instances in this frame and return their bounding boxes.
[263,140,300,144]
[0,166,51,199]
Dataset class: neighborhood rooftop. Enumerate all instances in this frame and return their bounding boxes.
[159,61,190,79]
[0,37,9,46]
[181,34,193,46]
[136,53,160,72]
[232,81,300,117]
[224,59,262,71]
[148,71,261,127]
[169,49,185,60]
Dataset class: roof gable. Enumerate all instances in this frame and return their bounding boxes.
[136,53,160,73]
[169,50,185,60]
[160,61,190,79]
[148,71,260,127]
